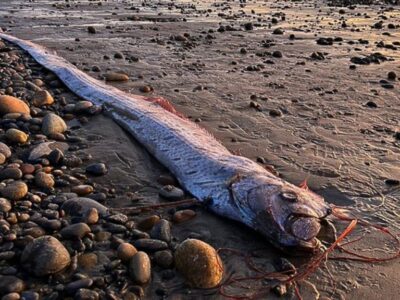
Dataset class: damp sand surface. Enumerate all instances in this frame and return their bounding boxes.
[1,0,400,299]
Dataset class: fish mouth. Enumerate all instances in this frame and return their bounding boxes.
[285,214,322,251]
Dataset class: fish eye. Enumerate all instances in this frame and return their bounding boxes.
[281,192,298,202]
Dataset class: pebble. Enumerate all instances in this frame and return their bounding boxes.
[48,148,64,165]
[41,113,67,136]
[85,163,108,176]
[21,236,71,276]
[133,239,168,252]
[269,109,283,117]
[29,141,68,161]
[0,153,5,165]
[129,251,151,284]
[72,185,94,196]
[2,293,20,300]
[0,95,30,116]
[60,223,91,239]
[87,26,96,34]
[104,73,129,82]
[34,172,55,189]
[20,291,39,300]
[32,90,54,106]
[6,129,28,144]
[61,197,108,217]
[0,142,11,158]
[150,219,171,242]
[174,239,223,288]
[0,276,25,294]
[117,243,138,262]
[154,250,174,269]
[388,71,397,80]
[82,208,99,224]
[65,278,93,295]
[0,198,12,212]
[172,209,196,223]
[78,253,98,271]
[159,185,184,200]
[137,215,160,230]
[73,103,92,115]
[74,289,99,300]
[1,181,28,200]
[106,213,128,224]
[0,168,23,180]
[140,85,153,93]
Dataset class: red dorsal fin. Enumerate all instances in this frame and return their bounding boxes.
[144,97,186,119]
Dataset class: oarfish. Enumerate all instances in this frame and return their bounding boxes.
[0,32,332,252]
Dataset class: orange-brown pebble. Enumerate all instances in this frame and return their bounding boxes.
[71,185,94,196]
[172,209,196,223]
[175,239,223,288]
[0,95,30,115]
[117,243,138,262]
[137,215,160,230]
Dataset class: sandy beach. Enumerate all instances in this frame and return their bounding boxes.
[0,0,399,299]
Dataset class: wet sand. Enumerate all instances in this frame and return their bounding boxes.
[1,0,400,299]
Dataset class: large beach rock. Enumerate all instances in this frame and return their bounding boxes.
[21,236,71,276]
[0,95,30,116]
[41,113,67,135]
[175,239,223,288]
[29,141,68,161]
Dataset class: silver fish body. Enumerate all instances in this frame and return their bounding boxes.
[0,32,331,252]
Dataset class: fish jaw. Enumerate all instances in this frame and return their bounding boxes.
[230,174,331,253]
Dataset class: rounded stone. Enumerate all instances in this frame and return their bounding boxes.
[78,253,98,271]
[0,276,25,294]
[0,198,12,213]
[172,209,196,223]
[34,172,55,189]
[154,250,174,269]
[74,289,99,300]
[6,129,28,144]
[137,215,160,230]
[0,95,30,116]
[129,251,151,284]
[1,181,28,201]
[0,142,11,158]
[117,243,138,262]
[32,90,54,107]
[104,73,129,82]
[2,292,21,300]
[159,185,184,200]
[60,223,91,240]
[0,168,23,180]
[85,163,108,176]
[71,185,94,196]
[82,208,99,225]
[21,236,71,276]
[174,239,223,288]
[41,113,67,136]
[74,101,93,113]
[0,153,6,165]
[61,197,108,217]
[150,219,171,242]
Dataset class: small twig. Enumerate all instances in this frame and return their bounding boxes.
[110,198,198,214]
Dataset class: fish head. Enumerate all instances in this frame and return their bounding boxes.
[233,175,331,253]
